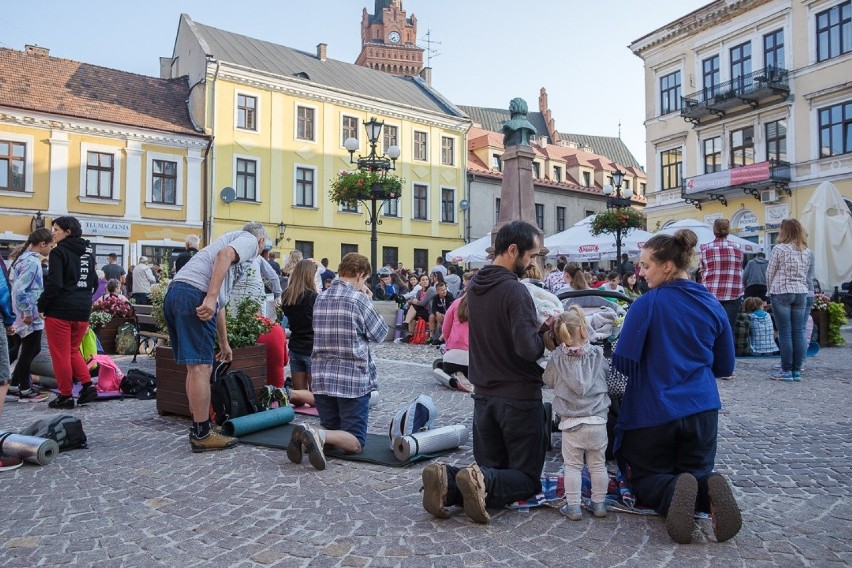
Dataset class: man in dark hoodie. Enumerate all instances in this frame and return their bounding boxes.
[742,251,769,301]
[421,220,548,523]
[38,216,99,409]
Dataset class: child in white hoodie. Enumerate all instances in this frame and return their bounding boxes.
[543,305,611,520]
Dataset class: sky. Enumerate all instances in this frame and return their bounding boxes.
[1,0,710,169]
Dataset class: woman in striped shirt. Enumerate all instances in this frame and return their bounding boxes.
[765,219,812,381]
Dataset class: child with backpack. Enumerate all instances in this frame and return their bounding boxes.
[743,297,778,355]
[542,305,611,521]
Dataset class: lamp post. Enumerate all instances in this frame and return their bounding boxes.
[344,117,400,286]
[602,169,634,275]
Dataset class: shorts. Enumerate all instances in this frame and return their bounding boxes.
[0,328,10,384]
[314,393,371,449]
[164,281,217,365]
[289,351,312,373]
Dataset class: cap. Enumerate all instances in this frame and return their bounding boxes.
[263,243,273,251]
[378,267,393,276]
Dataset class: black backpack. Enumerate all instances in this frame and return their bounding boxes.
[20,414,88,451]
[209,363,260,425]
[120,368,157,400]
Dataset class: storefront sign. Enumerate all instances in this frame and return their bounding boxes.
[82,220,131,238]
[734,210,760,232]
[684,162,771,195]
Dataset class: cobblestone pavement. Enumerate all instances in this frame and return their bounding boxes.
[1,328,850,567]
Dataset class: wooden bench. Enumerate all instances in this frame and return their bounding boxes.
[132,304,168,363]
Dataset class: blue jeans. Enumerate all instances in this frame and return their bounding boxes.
[314,393,371,449]
[771,293,807,372]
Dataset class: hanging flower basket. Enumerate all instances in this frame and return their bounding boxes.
[329,169,403,204]
[589,208,646,236]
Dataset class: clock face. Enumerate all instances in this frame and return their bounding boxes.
[388,31,401,44]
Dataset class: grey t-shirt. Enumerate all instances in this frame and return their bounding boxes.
[172,231,260,308]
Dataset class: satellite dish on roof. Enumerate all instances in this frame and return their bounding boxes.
[220,187,236,203]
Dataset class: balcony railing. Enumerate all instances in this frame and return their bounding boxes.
[680,66,790,124]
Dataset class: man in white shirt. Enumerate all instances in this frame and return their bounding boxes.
[131,257,157,305]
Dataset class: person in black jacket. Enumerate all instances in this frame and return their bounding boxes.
[173,234,199,275]
[280,259,318,392]
[421,220,549,524]
[38,216,98,409]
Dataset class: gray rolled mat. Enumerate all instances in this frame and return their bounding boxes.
[0,431,60,465]
[222,406,295,437]
[393,424,469,461]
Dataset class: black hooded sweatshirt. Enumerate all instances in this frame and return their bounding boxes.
[38,236,98,322]
[467,264,545,400]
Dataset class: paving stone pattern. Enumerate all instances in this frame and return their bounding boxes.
[1,328,851,567]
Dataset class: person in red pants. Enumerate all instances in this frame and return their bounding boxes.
[37,216,99,409]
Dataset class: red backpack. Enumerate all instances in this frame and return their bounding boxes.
[409,318,429,345]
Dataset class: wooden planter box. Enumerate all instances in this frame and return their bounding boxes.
[96,317,133,354]
[155,344,267,418]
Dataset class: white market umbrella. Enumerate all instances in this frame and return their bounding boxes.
[544,215,654,260]
[800,181,852,290]
[445,234,492,263]
[657,219,762,254]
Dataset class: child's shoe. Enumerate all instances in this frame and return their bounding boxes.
[77,383,98,405]
[258,385,273,410]
[590,501,607,518]
[770,370,796,381]
[560,503,583,521]
[48,395,75,409]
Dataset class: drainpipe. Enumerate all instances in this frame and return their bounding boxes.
[206,60,221,245]
[201,135,214,246]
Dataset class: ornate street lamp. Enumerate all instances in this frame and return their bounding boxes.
[602,169,634,275]
[343,117,401,284]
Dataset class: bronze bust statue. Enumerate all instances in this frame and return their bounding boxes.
[501,98,537,147]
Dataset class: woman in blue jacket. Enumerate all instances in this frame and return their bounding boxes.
[613,229,741,544]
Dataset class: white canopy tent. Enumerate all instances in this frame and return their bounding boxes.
[800,181,852,290]
[445,234,492,263]
[656,219,763,254]
[544,215,655,260]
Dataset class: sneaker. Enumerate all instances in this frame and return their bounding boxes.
[770,370,796,381]
[286,424,306,464]
[272,387,289,408]
[18,387,35,399]
[590,501,607,518]
[395,323,409,332]
[560,503,583,521]
[791,371,802,381]
[189,430,238,453]
[302,425,327,471]
[77,383,98,405]
[706,473,742,542]
[0,455,23,472]
[421,462,451,519]
[456,464,489,524]
[450,372,474,394]
[258,385,274,410]
[666,473,697,544]
[48,395,75,409]
[7,384,20,396]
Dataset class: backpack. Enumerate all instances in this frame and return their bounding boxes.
[115,322,138,355]
[88,354,125,393]
[209,363,261,425]
[408,318,429,345]
[120,368,157,400]
[20,414,88,451]
[388,394,437,449]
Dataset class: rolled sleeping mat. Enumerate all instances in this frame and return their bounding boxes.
[222,406,295,437]
[392,424,469,461]
[0,431,60,466]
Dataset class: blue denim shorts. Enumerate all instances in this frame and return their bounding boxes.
[164,281,217,365]
[314,393,371,449]
[289,351,312,373]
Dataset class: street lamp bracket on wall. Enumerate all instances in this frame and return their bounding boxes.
[274,222,287,246]
[30,211,46,232]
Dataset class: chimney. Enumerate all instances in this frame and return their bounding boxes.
[159,57,173,79]
[25,45,49,58]
[419,66,432,87]
[317,43,327,62]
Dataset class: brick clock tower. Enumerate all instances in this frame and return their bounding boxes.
[355,0,423,77]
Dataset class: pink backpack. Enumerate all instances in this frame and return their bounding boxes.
[88,354,125,393]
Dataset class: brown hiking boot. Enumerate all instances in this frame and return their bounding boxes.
[189,430,238,453]
[456,464,489,524]
[707,473,742,542]
[666,473,697,544]
[421,462,451,519]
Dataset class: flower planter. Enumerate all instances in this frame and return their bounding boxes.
[95,317,133,354]
[811,309,830,348]
[155,344,268,418]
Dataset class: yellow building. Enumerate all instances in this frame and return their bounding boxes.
[167,14,470,271]
[631,0,852,250]
[0,45,209,269]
